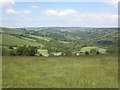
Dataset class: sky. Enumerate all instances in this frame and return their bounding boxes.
[0,0,119,28]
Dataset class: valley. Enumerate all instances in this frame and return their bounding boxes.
[1,27,118,56]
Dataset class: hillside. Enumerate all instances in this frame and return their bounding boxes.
[2,34,42,46]
[1,27,118,55]
[1,27,24,35]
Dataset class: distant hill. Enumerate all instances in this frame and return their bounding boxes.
[1,27,118,54]
[2,34,42,46]
[1,27,24,35]
[1,28,43,47]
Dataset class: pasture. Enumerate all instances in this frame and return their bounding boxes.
[30,35,52,41]
[1,28,24,35]
[37,49,48,55]
[2,34,42,46]
[80,46,106,54]
[2,55,118,88]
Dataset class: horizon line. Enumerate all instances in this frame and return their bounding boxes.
[0,26,119,28]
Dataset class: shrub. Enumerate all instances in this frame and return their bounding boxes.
[62,50,73,56]
[90,49,100,55]
[85,51,89,55]
[9,50,16,56]
[2,47,9,56]
[16,45,38,56]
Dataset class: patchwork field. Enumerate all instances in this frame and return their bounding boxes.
[2,55,118,88]
[2,34,42,46]
[2,28,24,35]
[30,35,52,41]
[80,46,106,54]
[37,49,48,55]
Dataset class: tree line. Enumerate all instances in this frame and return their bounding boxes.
[2,45,119,56]
[2,45,37,56]
[2,45,101,56]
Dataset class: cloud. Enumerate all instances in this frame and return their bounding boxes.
[105,0,119,7]
[6,9,31,15]
[75,13,118,21]
[41,8,117,27]
[0,17,7,21]
[0,0,15,8]
[42,9,78,16]
[31,5,39,8]
[6,9,17,14]
[58,9,78,16]
[70,13,118,27]
[42,9,58,16]
[22,10,31,14]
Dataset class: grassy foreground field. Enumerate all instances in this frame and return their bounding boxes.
[2,55,118,88]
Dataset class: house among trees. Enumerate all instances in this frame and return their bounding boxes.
[53,53,61,56]
[76,52,85,56]
[42,54,49,57]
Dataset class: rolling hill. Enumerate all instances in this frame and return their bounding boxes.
[2,34,42,46]
[1,27,118,55]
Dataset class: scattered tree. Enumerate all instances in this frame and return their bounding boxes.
[85,51,89,55]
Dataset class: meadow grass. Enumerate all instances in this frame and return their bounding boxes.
[80,46,106,54]
[2,34,42,46]
[30,35,52,41]
[2,28,24,35]
[59,41,70,44]
[2,55,118,88]
[37,49,48,55]
[21,37,36,42]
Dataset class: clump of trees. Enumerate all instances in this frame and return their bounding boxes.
[85,49,100,55]
[90,49,100,55]
[2,46,101,56]
[16,45,37,56]
[85,51,89,55]
[2,47,9,56]
[2,45,38,56]
[61,50,73,56]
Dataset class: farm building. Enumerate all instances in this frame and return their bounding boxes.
[76,52,85,56]
[42,54,49,57]
[53,53,61,56]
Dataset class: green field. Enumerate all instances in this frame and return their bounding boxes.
[21,37,36,42]
[2,34,42,46]
[30,35,52,41]
[37,49,48,55]
[80,46,106,54]
[3,55,118,88]
[2,28,24,35]
[59,41,70,44]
